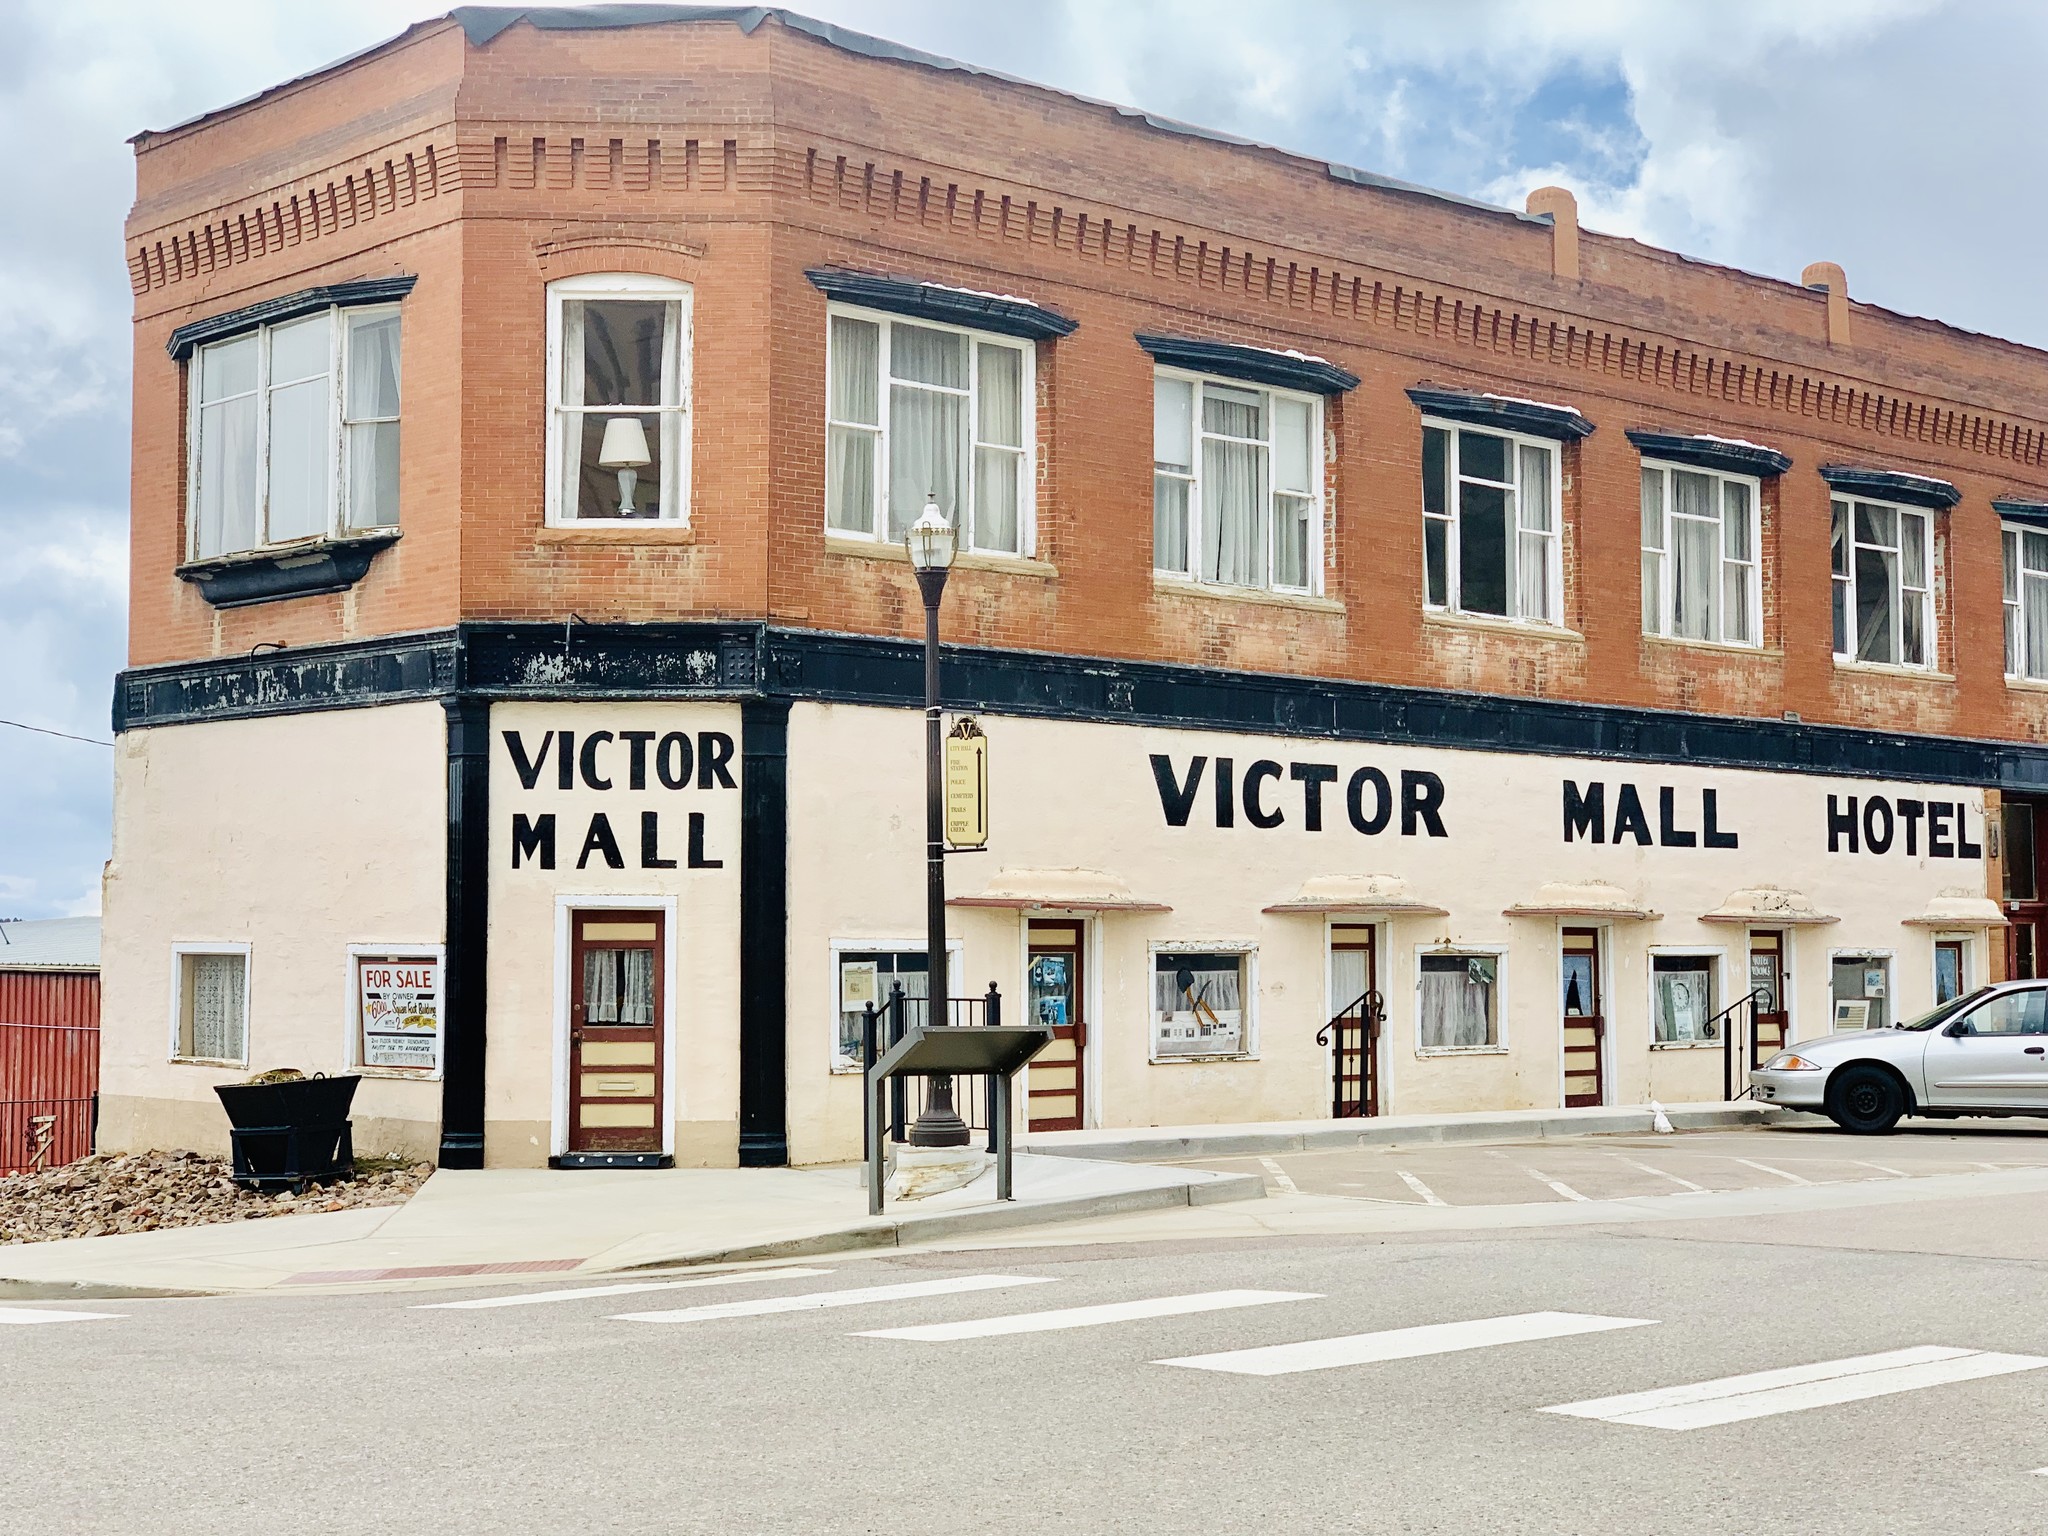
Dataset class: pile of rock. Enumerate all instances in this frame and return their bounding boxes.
[0,1150,431,1245]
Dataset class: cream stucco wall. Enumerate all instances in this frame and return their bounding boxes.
[100,702,449,1160]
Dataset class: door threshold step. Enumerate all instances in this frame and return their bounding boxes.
[550,1153,675,1170]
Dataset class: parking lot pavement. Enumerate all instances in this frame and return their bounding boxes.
[1178,1122,2048,1207]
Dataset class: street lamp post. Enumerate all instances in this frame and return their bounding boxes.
[905,499,970,1148]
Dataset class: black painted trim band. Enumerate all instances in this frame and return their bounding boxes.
[1821,464,1961,510]
[176,530,400,608]
[1626,430,1792,479]
[1993,499,2048,531]
[807,269,1077,341]
[1137,333,1360,395]
[1408,385,1594,441]
[167,276,417,360]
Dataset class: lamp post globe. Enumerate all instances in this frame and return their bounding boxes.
[905,498,957,572]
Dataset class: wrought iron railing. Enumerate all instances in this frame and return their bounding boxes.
[1316,989,1384,1119]
[860,981,1005,1150]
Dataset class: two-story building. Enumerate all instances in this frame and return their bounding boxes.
[101,5,2048,1169]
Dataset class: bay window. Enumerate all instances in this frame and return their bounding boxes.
[2004,524,2048,681]
[1639,463,1759,646]
[1831,498,1932,667]
[825,309,1031,555]
[1421,422,1559,622]
[1152,372,1321,593]
[546,273,692,524]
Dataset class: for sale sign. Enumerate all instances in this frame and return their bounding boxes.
[358,956,441,1071]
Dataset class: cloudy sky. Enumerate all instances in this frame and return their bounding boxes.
[1,0,2042,919]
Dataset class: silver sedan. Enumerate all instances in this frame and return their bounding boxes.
[1749,979,2048,1133]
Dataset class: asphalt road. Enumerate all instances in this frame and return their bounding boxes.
[11,1128,2048,1534]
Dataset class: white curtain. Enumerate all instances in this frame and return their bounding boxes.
[827,317,879,533]
[1419,957,1493,1049]
[267,374,330,542]
[1720,480,1753,643]
[887,325,968,536]
[1640,467,1664,631]
[1201,389,1266,586]
[1900,511,1928,665]
[1273,397,1314,588]
[1671,470,1716,640]
[1516,444,1553,620]
[189,955,245,1061]
[2027,571,2048,679]
[972,341,1023,553]
[558,300,587,518]
[345,313,402,530]
[1153,377,1193,573]
[195,334,260,557]
[583,949,655,1026]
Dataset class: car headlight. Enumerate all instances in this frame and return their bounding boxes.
[1761,1053,1823,1072]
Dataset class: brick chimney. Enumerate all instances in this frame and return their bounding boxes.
[1525,186,1580,281]
[1802,261,1850,347]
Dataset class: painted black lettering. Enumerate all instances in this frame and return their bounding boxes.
[510,813,555,869]
[1400,770,1448,838]
[1658,786,1697,848]
[1959,805,1983,860]
[1151,755,1206,827]
[1244,760,1285,828]
[557,730,576,790]
[1347,767,1392,835]
[576,812,624,870]
[503,731,552,791]
[640,810,676,869]
[1898,799,1925,855]
[1929,802,1955,857]
[1863,796,1895,855]
[1291,763,1338,832]
[1563,781,1605,844]
[1215,757,1235,828]
[1612,784,1652,846]
[688,811,723,868]
[656,732,693,790]
[698,731,737,790]
[1703,788,1739,849]
[579,730,614,791]
[621,730,656,791]
[1827,795,1859,854]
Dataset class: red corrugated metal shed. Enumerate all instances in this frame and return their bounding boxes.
[0,918,102,1174]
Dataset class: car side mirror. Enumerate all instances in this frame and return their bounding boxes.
[1944,1020,1972,1038]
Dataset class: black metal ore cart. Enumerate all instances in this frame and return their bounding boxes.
[212,1074,360,1192]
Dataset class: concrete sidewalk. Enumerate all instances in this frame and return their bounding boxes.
[0,1152,1258,1296]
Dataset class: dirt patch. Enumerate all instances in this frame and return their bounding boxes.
[1,1150,431,1245]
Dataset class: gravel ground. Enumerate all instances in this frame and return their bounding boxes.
[0,1150,431,1244]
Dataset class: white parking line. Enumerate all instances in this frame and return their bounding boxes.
[1851,1160,1909,1179]
[0,1306,123,1326]
[1394,1170,1447,1206]
[1159,1311,1656,1376]
[1732,1157,1811,1185]
[1521,1166,1591,1202]
[1543,1346,2048,1430]
[611,1273,1055,1323]
[1608,1154,1707,1192]
[856,1289,1317,1341]
[415,1266,835,1310]
[1257,1157,1301,1195]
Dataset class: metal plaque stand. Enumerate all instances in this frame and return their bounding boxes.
[864,1019,1050,1216]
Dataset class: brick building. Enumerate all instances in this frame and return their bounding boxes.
[102,5,2048,1168]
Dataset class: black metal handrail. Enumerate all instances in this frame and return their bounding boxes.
[1708,987,1770,1101]
[1316,989,1384,1118]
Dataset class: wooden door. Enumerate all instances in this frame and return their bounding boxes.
[1026,920,1085,1131]
[2004,800,2045,978]
[568,910,664,1154]
[1329,925,1379,1116]
[1749,931,1789,1063]
[1935,939,1966,1006]
[1560,928,1605,1108]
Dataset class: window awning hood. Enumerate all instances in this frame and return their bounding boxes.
[949,868,1170,912]
[1699,886,1840,926]
[1504,880,1660,920]
[1264,873,1448,916]
[1902,893,2008,928]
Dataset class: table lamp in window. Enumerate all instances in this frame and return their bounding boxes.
[597,416,653,517]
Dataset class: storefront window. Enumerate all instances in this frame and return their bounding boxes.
[1152,951,1250,1059]
[1831,954,1891,1029]
[1418,952,1497,1049]
[1651,955,1718,1044]
[833,951,930,1072]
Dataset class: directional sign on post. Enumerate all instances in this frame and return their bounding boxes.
[945,717,989,849]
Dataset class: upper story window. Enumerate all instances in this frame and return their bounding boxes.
[825,308,1032,556]
[546,274,692,524]
[1639,462,1759,647]
[1153,372,1322,594]
[1831,498,1932,667]
[187,306,401,560]
[2005,523,2048,681]
[1421,422,1559,623]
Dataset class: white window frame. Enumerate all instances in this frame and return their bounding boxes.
[184,304,402,559]
[2003,523,2048,681]
[1414,944,1507,1056]
[345,943,446,1081]
[828,938,965,1075]
[823,303,1036,556]
[544,272,693,527]
[1639,460,1762,648]
[1831,497,1934,669]
[1827,947,1897,1031]
[1151,367,1325,596]
[1421,418,1563,625]
[167,943,252,1067]
[1147,942,1258,1063]
[1646,947,1727,1050]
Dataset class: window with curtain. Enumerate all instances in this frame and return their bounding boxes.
[1651,955,1718,1044]
[188,305,403,558]
[1417,952,1497,1049]
[1152,372,1321,594]
[176,951,248,1063]
[1152,951,1251,1058]
[1420,423,1558,622]
[547,275,691,523]
[1639,462,1759,646]
[832,950,935,1071]
[1831,498,1932,667]
[2004,525,2048,681]
[823,309,1031,555]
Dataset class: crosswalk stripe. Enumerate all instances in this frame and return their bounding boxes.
[855,1289,1318,1342]
[611,1273,1055,1323]
[0,1306,123,1326]
[414,1266,835,1310]
[1158,1310,1655,1376]
[1543,1345,2048,1429]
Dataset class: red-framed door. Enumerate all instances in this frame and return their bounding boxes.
[567,909,665,1155]
[1749,930,1790,1063]
[1561,928,1606,1108]
[1026,920,1085,1131]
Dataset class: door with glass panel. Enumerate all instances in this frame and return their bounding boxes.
[1026,921,1086,1131]
[1748,931,1789,1063]
[1328,925,1379,1116]
[1560,929,1606,1108]
[2004,799,2046,980]
[568,910,664,1154]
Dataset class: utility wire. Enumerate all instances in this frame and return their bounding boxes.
[0,717,113,748]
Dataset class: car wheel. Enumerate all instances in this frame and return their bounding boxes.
[1825,1064,1907,1134]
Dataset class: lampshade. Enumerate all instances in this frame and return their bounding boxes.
[597,416,653,469]
[905,499,957,571]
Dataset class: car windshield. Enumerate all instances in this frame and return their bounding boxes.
[1894,987,1995,1031]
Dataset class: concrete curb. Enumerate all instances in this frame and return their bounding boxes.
[612,1168,1266,1271]
[1019,1103,1799,1163]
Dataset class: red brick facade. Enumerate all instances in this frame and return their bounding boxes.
[126,10,2048,746]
